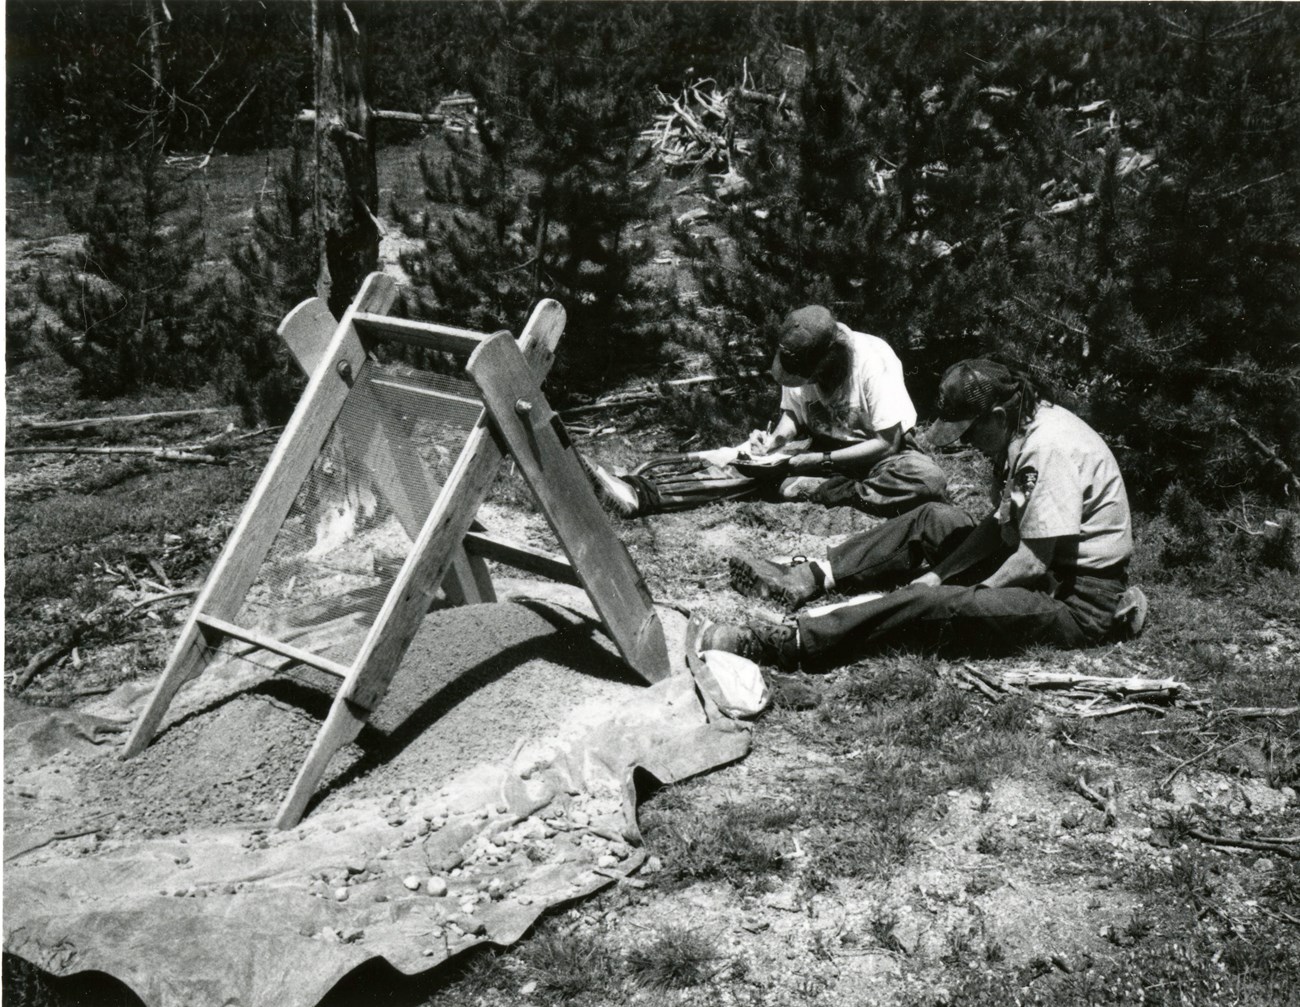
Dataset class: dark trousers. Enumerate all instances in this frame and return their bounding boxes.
[799,502,1126,665]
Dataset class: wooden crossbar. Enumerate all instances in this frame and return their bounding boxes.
[194,614,352,679]
[462,531,579,586]
[351,312,497,357]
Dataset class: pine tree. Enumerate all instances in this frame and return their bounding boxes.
[393,2,683,402]
[39,147,212,397]
[207,145,320,425]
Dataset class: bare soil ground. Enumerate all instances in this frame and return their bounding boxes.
[5,146,1300,1007]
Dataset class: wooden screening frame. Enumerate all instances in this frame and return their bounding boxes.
[122,273,670,828]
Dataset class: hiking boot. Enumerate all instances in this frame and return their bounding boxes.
[1115,585,1149,638]
[701,617,799,670]
[580,456,641,518]
[728,556,820,610]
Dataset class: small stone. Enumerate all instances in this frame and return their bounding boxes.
[491,834,509,847]
[334,887,349,902]
[1256,857,1275,873]
[403,875,422,891]
[495,802,509,814]
[426,877,448,897]
[346,856,366,875]
[643,855,663,874]
[517,895,533,906]
[570,810,590,828]
[597,854,619,869]
[476,808,489,820]
[487,878,504,899]
[373,893,389,903]
[520,980,538,995]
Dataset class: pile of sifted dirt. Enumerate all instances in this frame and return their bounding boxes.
[53,597,647,842]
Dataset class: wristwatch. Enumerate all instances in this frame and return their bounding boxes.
[819,451,836,474]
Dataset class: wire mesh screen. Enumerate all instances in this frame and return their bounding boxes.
[219,357,486,672]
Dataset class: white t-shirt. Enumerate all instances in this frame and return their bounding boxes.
[779,325,918,445]
[997,403,1133,571]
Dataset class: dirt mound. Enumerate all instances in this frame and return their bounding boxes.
[68,599,644,841]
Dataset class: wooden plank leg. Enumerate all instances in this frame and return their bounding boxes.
[274,693,370,829]
[273,300,566,827]
[468,332,670,684]
[123,275,398,759]
[120,623,210,757]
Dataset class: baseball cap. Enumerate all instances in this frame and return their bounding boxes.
[771,305,838,388]
[926,358,1019,447]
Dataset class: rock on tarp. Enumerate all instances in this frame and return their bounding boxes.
[4,598,750,1007]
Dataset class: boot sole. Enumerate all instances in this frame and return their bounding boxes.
[728,557,805,611]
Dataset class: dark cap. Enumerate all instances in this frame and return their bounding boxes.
[771,305,838,387]
[926,358,1019,447]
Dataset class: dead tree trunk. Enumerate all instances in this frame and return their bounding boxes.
[313,0,379,318]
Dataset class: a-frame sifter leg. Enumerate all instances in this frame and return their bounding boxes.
[273,300,568,828]
[467,333,670,684]
[123,275,400,758]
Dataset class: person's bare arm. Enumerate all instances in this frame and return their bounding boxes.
[787,422,903,476]
[979,536,1056,589]
[910,513,1003,587]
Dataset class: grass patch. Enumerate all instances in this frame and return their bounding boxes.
[642,795,797,890]
[625,927,722,990]
[518,929,617,1003]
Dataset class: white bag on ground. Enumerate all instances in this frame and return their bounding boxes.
[695,649,771,717]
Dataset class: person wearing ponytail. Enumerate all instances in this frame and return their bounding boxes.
[704,358,1148,669]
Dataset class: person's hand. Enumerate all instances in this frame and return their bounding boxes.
[910,571,942,589]
[787,452,822,474]
[747,429,775,456]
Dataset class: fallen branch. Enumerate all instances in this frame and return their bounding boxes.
[1216,706,1300,719]
[999,670,1184,696]
[7,445,226,465]
[126,587,199,615]
[11,407,224,433]
[298,108,451,126]
[1227,417,1300,495]
[12,624,87,692]
[1078,702,1168,719]
[1161,737,1252,789]
[1074,775,1119,827]
[1186,828,1300,859]
[957,667,1002,701]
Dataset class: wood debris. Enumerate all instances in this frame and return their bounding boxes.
[952,661,1186,717]
[642,80,737,169]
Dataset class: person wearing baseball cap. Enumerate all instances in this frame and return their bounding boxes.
[584,305,948,518]
[710,357,1147,667]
